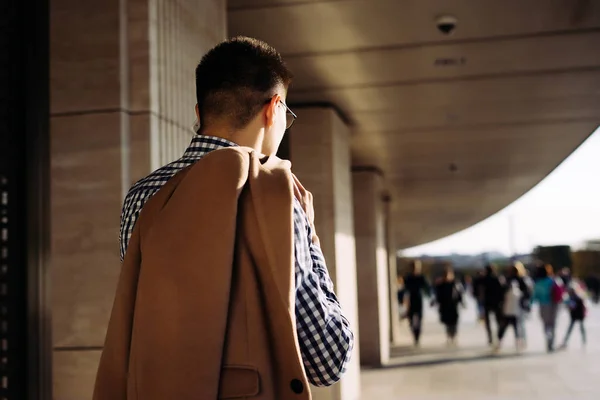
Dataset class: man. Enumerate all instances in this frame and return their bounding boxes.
[118,37,353,386]
[402,260,430,346]
[480,264,504,345]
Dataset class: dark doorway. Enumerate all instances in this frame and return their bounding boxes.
[0,0,51,399]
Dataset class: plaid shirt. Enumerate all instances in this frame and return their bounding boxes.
[119,135,353,386]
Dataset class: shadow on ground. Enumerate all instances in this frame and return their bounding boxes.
[380,349,552,369]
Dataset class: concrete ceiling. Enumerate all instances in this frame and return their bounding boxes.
[228,0,600,249]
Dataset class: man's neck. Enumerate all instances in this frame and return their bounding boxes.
[199,126,264,154]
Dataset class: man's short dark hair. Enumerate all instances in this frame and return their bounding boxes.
[195,36,293,129]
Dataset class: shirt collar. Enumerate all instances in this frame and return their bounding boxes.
[183,135,239,160]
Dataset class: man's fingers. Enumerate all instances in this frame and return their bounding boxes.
[292,174,306,192]
[292,174,301,186]
[292,174,306,202]
[293,182,303,202]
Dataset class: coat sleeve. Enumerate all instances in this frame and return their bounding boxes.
[93,226,143,400]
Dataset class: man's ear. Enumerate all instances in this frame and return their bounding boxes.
[264,94,280,128]
[192,104,201,132]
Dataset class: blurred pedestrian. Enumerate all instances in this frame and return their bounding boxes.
[515,262,533,345]
[397,276,406,318]
[494,264,530,352]
[532,264,563,352]
[472,271,486,322]
[403,260,431,347]
[584,275,599,304]
[559,284,587,349]
[480,264,504,346]
[432,268,464,346]
[559,267,572,287]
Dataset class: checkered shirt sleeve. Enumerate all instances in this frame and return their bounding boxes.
[292,200,354,386]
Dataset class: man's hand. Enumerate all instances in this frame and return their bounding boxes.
[292,174,319,245]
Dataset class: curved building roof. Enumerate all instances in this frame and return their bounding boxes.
[229,0,600,248]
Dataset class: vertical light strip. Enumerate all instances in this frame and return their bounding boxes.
[189,0,197,145]
[149,0,161,170]
[176,1,183,155]
[385,197,402,346]
[186,4,194,148]
[158,0,167,166]
[174,1,179,161]
[375,188,391,364]
[169,0,176,162]
[166,0,173,163]
[162,0,167,166]
[118,0,131,198]
[181,2,188,154]
[185,1,191,153]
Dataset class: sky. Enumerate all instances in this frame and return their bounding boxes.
[403,125,600,257]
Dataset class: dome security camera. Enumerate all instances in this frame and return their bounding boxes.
[436,15,458,35]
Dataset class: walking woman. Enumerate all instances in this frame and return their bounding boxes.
[432,268,464,346]
[532,264,563,352]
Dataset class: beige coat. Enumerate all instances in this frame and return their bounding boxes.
[93,147,310,400]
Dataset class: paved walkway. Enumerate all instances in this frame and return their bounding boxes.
[361,300,600,399]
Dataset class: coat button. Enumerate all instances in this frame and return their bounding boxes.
[290,379,304,394]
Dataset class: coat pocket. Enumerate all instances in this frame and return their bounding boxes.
[218,365,260,399]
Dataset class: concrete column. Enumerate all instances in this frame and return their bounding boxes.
[385,198,403,346]
[288,107,360,400]
[50,0,225,398]
[352,169,390,366]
